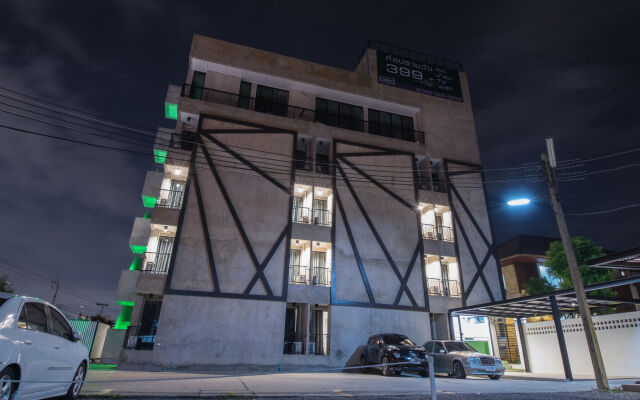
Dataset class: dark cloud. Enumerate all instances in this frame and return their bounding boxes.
[0,1,638,315]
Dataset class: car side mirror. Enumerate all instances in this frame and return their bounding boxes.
[72,329,82,342]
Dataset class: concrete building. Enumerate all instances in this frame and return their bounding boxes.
[114,36,504,368]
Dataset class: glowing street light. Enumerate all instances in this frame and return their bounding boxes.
[507,198,531,206]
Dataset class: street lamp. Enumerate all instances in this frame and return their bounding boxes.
[507,198,531,206]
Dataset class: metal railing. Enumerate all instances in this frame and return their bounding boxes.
[181,83,425,144]
[141,252,172,274]
[312,208,331,226]
[308,333,330,356]
[283,332,306,354]
[292,206,311,224]
[422,224,454,242]
[295,156,313,171]
[427,278,461,297]
[123,325,157,350]
[288,264,331,287]
[155,188,185,209]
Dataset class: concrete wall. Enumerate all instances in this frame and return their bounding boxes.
[523,311,640,377]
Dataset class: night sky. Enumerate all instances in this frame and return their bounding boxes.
[1,1,638,317]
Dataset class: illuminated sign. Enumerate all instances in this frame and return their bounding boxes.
[376,51,463,102]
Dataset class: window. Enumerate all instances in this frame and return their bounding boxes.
[189,71,206,100]
[368,336,379,345]
[238,81,251,109]
[18,302,48,332]
[382,334,415,346]
[368,109,414,141]
[425,341,434,353]
[255,85,289,116]
[315,98,363,131]
[433,342,446,354]
[49,307,73,340]
[444,341,476,352]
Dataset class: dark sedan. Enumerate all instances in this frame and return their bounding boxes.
[360,333,428,376]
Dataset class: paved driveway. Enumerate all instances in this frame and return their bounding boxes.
[81,369,637,397]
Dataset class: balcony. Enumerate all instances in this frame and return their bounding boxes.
[141,252,172,275]
[289,240,332,287]
[288,264,331,287]
[181,83,425,144]
[293,184,332,227]
[427,278,461,297]
[422,223,454,242]
[155,188,185,210]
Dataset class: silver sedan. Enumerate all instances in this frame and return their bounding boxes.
[423,340,505,379]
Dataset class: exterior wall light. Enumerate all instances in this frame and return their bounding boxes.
[507,198,531,206]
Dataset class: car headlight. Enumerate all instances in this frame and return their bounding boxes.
[468,357,481,367]
[393,352,401,359]
[495,358,503,366]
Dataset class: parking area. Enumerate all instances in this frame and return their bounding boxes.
[81,369,638,398]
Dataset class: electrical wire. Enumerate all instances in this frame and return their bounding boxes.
[565,203,640,216]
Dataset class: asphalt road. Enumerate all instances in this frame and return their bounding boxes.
[81,369,639,398]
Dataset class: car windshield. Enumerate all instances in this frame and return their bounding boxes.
[383,334,415,346]
[444,341,477,352]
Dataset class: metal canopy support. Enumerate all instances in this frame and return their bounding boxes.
[448,311,455,340]
[516,317,531,373]
[550,295,573,381]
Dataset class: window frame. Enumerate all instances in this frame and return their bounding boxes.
[17,302,49,333]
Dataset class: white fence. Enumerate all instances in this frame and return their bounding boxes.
[523,311,640,377]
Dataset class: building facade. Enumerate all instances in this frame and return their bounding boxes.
[114,36,504,367]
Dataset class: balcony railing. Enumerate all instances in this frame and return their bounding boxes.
[308,333,330,356]
[295,156,313,171]
[422,224,454,242]
[427,278,461,297]
[289,264,331,287]
[155,189,185,209]
[181,83,425,144]
[292,206,332,227]
[141,252,172,274]
[123,325,157,350]
[284,332,306,355]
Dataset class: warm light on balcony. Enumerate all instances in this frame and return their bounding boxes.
[173,168,181,175]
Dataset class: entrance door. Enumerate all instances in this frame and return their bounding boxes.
[156,236,174,274]
[441,259,450,296]
[168,180,185,209]
[137,299,162,350]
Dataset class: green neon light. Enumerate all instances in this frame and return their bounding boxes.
[89,364,118,370]
[153,149,167,164]
[165,102,178,120]
[142,195,157,208]
[117,300,135,307]
[129,257,142,271]
[114,305,133,330]
[143,212,152,219]
[130,245,147,254]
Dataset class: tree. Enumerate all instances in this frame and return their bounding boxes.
[545,237,615,297]
[0,276,13,293]
[525,276,556,295]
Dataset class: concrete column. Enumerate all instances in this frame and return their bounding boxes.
[550,295,573,381]
[516,317,531,372]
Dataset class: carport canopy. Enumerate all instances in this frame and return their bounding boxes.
[448,275,640,380]
[587,247,640,271]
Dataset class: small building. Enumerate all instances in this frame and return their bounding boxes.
[114,35,504,368]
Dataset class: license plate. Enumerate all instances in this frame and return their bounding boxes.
[486,366,496,372]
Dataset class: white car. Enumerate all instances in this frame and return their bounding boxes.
[0,293,89,400]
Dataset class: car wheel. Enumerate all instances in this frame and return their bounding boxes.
[488,374,501,380]
[64,363,86,400]
[453,361,466,379]
[381,356,392,376]
[0,367,17,400]
[360,355,368,373]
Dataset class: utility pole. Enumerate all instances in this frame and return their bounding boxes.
[51,280,60,304]
[541,137,609,390]
[96,302,109,315]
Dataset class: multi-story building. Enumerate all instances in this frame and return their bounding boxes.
[114,35,504,367]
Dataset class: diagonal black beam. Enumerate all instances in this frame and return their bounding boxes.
[337,164,418,307]
[202,133,288,193]
[200,129,290,134]
[452,209,495,303]
[200,139,273,296]
[192,149,220,292]
[338,156,414,211]
[450,185,491,248]
[334,187,375,304]
[394,241,421,306]
[243,226,288,295]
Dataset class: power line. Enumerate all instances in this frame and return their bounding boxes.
[565,202,640,216]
